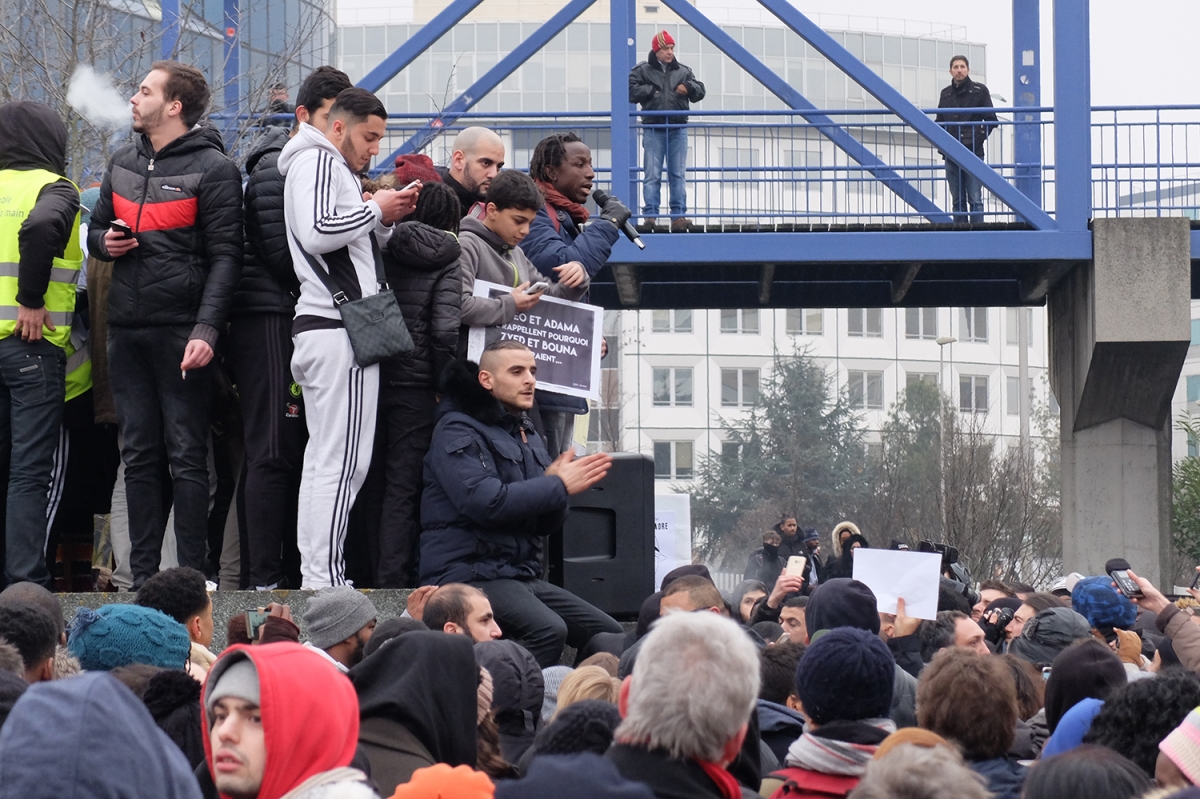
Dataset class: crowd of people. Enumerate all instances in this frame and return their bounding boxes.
[3,550,1200,798]
[0,36,1190,799]
[0,50,660,659]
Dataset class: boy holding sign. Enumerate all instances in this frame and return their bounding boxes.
[456,170,588,344]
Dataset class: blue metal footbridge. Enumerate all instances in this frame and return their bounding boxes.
[325,0,1200,310]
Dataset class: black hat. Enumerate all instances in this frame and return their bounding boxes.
[805,578,880,638]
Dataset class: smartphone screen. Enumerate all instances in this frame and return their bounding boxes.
[245,609,269,640]
[785,555,807,578]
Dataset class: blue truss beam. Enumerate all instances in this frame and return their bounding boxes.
[381,0,597,165]
[609,0,638,205]
[604,230,1092,264]
[1012,0,1042,203]
[161,0,180,58]
[1053,0,1091,231]
[757,0,1057,231]
[660,0,950,224]
[357,0,484,94]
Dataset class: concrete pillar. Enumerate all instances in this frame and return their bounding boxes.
[1049,218,1191,588]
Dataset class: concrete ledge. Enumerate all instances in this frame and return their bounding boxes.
[58,590,414,653]
[57,590,634,665]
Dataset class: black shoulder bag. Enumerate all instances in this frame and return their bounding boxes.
[292,232,414,367]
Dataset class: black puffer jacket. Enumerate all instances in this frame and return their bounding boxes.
[628,56,705,125]
[233,126,297,315]
[380,221,461,391]
[87,124,243,344]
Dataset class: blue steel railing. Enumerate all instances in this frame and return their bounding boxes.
[230,104,1200,228]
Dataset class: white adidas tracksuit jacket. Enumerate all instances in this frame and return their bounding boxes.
[279,122,393,589]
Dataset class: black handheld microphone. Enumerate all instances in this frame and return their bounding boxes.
[592,189,645,250]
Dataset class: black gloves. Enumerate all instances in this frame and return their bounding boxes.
[600,195,632,229]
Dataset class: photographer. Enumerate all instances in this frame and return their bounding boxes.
[979,597,1023,652]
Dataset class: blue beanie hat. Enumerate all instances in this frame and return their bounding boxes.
[67,604,191,672]
[795,626,894,725]
[1071,576,1137,630]
[79,186,101,227]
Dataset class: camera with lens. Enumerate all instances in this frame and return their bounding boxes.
[922,541,979,607]
[979,605,1014,647]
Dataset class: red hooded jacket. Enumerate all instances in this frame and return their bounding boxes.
[201,643,360,799]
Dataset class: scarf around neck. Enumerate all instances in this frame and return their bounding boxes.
[696,759,742,799]
[784,718,896,776]
[536,180,590,225]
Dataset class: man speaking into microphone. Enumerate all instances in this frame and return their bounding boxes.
[520,131,633,454]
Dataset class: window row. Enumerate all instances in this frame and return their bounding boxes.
[652,368,760,408]
[647,307,1034,345]
[847,371,1032,415]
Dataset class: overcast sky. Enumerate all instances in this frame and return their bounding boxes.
[766,0,1200,106]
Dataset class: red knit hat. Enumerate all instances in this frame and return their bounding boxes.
[651,30,675,52]
[392,153,441,186]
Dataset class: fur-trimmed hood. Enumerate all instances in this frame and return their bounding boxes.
[831,521,862,558]
[437,358,510,428]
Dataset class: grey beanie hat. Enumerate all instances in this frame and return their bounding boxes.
[206,658,260,712]
[304,586,378,650]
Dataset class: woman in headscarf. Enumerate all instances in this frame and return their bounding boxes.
[350,630,480,796]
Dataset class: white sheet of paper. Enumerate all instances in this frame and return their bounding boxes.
[851,549,942,620]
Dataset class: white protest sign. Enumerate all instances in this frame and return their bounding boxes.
[654,493,692,590]
[466,281,602,400]
[852,548,942,620]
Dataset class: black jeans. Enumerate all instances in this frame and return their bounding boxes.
[0,336,65,586]
[108,324,210,586]
[226,313,305,588]
[372,388,434,588]
[474,577,623,668]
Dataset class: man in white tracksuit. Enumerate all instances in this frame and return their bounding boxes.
[279,87,417,588]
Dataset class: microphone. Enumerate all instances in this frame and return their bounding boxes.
[592,189,645,250]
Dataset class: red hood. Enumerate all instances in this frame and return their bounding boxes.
[201,643,360,799]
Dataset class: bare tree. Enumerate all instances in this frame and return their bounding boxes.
[857,379,1061,588]
[0,0,330,182]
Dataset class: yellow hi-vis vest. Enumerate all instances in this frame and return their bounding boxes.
[63,323,91,402]
[0,168,81,349]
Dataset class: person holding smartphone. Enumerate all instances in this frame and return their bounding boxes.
[87,61,243,588]
[1120,565,1200,675]
[456,169,588,355]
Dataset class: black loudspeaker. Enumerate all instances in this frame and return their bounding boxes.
[547,452,655,617]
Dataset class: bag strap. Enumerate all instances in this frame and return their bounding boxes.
[290,230,389,307]
[368,231,389,290]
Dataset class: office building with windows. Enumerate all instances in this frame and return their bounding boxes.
[598,306,1050,488]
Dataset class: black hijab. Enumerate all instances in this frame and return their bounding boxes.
[350,630,479,767]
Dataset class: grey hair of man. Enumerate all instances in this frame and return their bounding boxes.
[616,610,760,762]
[847,743,990,799]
